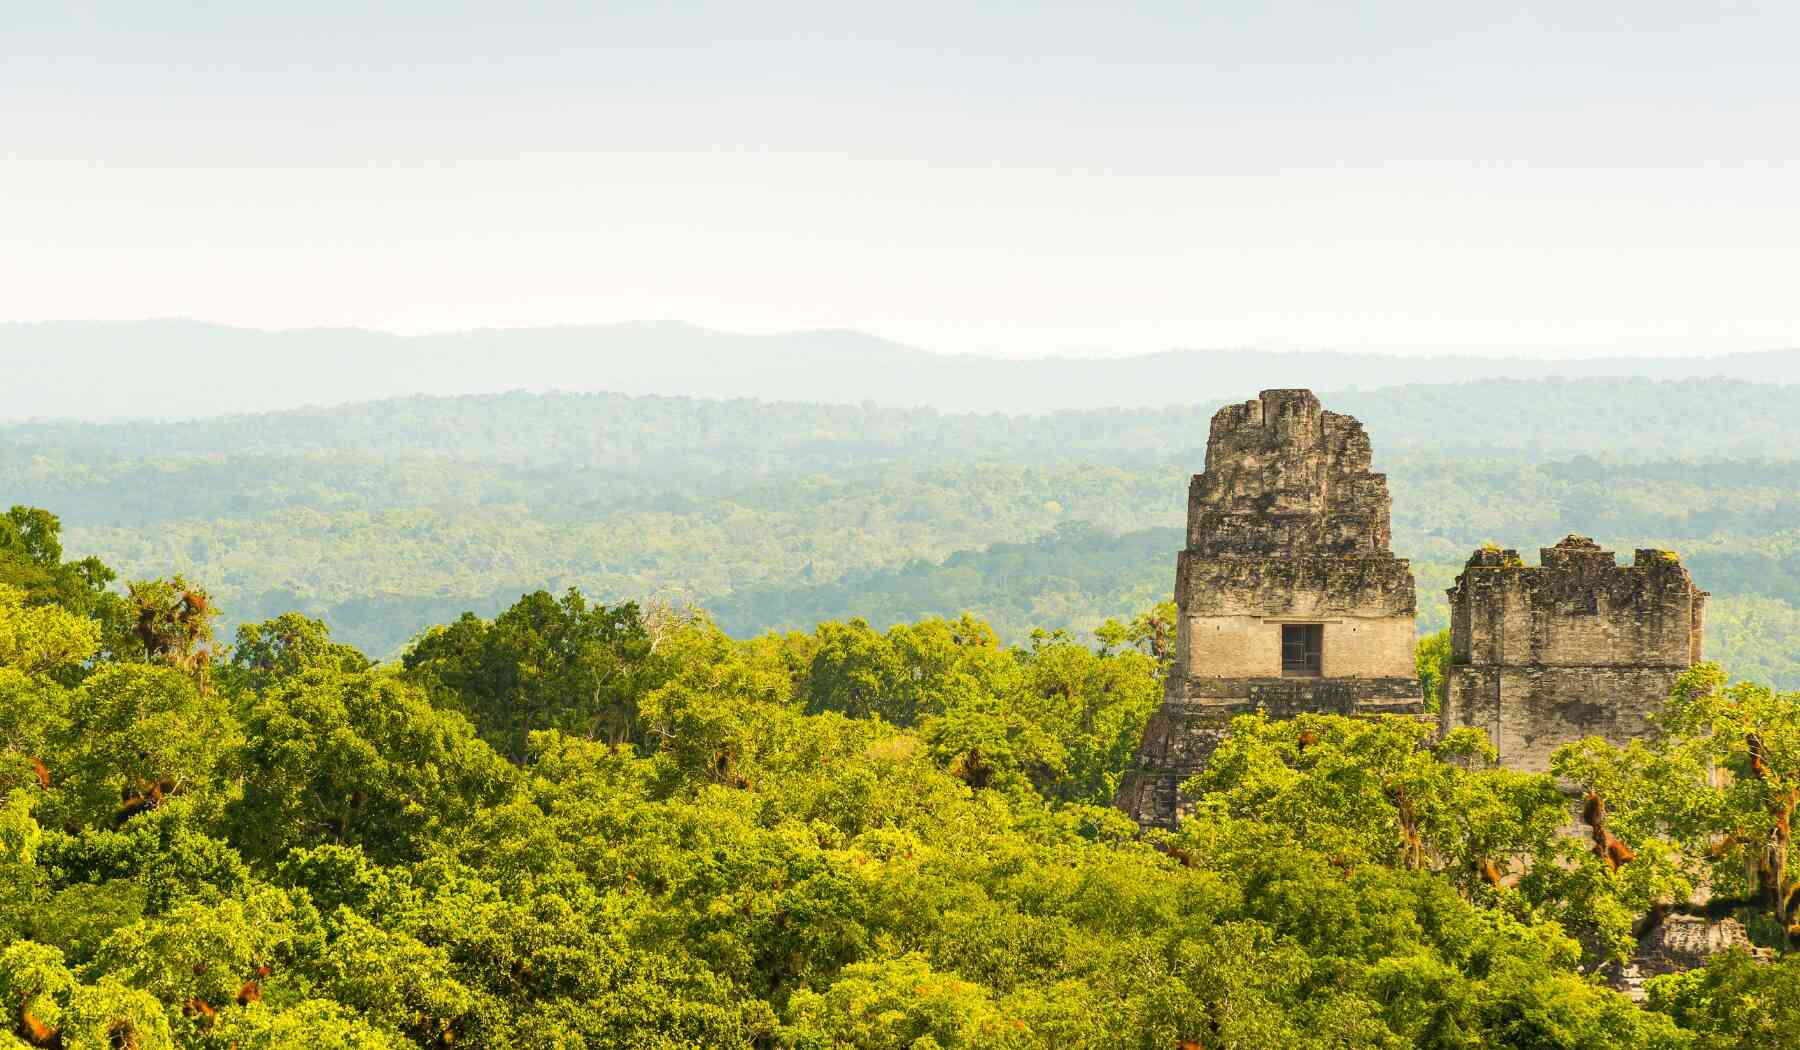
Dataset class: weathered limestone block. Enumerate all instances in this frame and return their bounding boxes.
[1187,389,1394,557]
[1441,536,1708,771]
[1605,914,1768,1002]
[1118,389,1426,828]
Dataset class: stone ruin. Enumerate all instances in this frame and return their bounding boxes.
[1116,389,1426,827]
[1116,388,1711,828]
[1604,914,1768,1002]
[1440,537,1708,770]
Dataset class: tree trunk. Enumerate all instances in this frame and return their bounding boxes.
[1771,791,1794,949]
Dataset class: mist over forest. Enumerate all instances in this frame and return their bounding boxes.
[7,319,1800,420]
[8,373,1800,686]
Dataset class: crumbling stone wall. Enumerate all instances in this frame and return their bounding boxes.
[1441,537,1707,771]
[1605,914,1767,1002]
[1118,389,1425,827]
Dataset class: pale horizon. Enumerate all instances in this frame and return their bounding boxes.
[7,315,1796,362]
[5,2,1797,359]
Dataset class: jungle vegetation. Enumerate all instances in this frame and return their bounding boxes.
[4,506,1800,1048]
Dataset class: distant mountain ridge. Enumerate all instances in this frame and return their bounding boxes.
[8,377,1799,467]
[5,318,1800,421]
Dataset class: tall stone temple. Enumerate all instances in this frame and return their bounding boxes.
[1117,389,1426,827]
[1116,387,1713,829]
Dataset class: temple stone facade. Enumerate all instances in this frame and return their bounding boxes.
[1440,537,1707,771]
[1117,389,1425,827]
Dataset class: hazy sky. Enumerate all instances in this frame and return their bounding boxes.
[4,2,1796,357]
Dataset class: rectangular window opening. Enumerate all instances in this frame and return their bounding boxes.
[1282,623,1323,677]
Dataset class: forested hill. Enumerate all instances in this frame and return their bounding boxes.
[6,318,1800,419]
[7,376,1800,685]
[9,375,1800,466]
